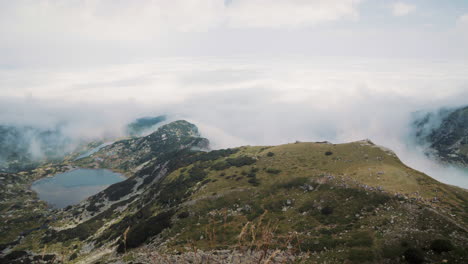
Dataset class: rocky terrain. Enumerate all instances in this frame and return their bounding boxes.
[413,105,468,167]
[1,120,467,263]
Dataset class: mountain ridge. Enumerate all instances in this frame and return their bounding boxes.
[1,120,467,263]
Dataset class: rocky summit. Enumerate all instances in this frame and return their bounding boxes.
[1,120,467,264]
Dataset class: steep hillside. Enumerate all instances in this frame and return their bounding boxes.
[413,105,468,167]
[1,121,467,264]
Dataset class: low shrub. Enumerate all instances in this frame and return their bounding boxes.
[404,248,425,264]
[117,210,174,253]
[248,178,260,186]
[348,231,373,247]
[265,198,286,212]
[320,206,334,215]
[69,252,78,260]
[104,179,137,201]
[246,205,264,221]
[86,202,100,212]
[266,168,281,174]
[300,235,343,252]
[274,177,308,189]
[298,200,315,213]
[430,239,454,254]
[211,156,256,170]
[177,211,190,219]
[226,156,256,167]
[348,248,374,263]
[382,243,405,260]
[3,251,28,261]
[211,161,230,171]
[188,166,207,178]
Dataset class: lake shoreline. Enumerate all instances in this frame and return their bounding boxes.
[30,168,125,209]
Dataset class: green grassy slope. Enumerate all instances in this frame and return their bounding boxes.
[143,141,467,263]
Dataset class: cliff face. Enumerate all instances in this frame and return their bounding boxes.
[2,121,468,264]
[413,106,468,167]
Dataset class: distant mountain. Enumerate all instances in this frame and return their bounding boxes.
[126,115,166,136]
[0,115,167,172]
[2,120,467,263]
[412,105,468,167]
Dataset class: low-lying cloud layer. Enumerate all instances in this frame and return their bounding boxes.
[1,57,468,187]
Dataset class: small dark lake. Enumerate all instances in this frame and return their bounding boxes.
[31,168,124,208]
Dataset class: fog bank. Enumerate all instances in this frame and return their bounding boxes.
[1,57,468,187]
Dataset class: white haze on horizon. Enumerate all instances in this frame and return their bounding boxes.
[1,56,468,188]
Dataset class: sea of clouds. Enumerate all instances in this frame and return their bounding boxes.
[1,56,468,187]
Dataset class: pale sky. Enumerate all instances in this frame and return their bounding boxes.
[1,0,468,68]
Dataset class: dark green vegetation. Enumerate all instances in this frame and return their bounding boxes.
[1,121,467,263]
[430,239,454,254]
[413,105,468,167]
[211,155,256,170]
[116,210,174,253]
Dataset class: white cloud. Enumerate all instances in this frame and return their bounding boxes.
[455,13,468,42]
[2,57,468,187]
[0,0,362,41]
[0,0,225,41]
[458,13,468,25]
[391,2,416,16]
[1,1,466,67]
[0,0,367,66]
[226,0,362,28]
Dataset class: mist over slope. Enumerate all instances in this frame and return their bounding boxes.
[0,124,71,172]
[0,115,168,172]
[411,105,468,167]
[1,57,468,186]
[126,115,167,137]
